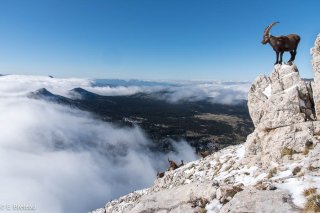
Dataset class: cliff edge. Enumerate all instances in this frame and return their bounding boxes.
[91,34,320,213]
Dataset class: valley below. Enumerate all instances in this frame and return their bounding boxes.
[31,87,254,153]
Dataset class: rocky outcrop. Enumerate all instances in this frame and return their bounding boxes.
[243,34,320,169]
[243,121,320,169]
[311,34,320,119]
[248,64,315,131]
[91,34,320,213]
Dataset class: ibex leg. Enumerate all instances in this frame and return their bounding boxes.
[289,51,294,62]
[279,52,284,64]
[293,49,297,61]
[275,52,279,65]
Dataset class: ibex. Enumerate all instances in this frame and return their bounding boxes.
[157,171,165,178]
[167,158,178,171]
[178,160,184,167]
[200,150,211,158]
[261,22,300,65]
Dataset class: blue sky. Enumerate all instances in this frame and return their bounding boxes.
[0,0,319,80]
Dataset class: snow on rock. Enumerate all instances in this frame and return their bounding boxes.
[90,132,319,213]
[206,199,222,213]
[90,34,320,213]
[262,84,272,98]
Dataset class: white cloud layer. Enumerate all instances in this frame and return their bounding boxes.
[0,96,196,213]
[0,74,249,212]
[0,75,251,104]
[156,82,250,104]
[0,75,202,213]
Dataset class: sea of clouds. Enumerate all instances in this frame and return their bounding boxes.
[0,74,250,213]
[0,75,250,104]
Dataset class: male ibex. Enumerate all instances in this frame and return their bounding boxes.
[167,158,178,171]
[261,22,300,65]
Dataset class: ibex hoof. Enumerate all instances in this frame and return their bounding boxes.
[287,61,293,65]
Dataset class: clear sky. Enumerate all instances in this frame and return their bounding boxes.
[0,0,319,81]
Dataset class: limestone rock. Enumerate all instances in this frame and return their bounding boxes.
[219,187,300,213]
[243,121,320,169]
[247,75,271,126]
[248,64,315,130]
[311,33,320,119]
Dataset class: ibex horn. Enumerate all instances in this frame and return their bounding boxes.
[264,21,279,35]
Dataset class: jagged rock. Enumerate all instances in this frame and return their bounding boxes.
[270,64,300,94]
[248,64,315,130]
[219,187,300,213]
[245,38,319,168]
[312,33,320,119]
[247,75,271,126]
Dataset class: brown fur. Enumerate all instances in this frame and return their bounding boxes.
[157,171,165,178]
[200,151,211,158]
[168,158,179,171]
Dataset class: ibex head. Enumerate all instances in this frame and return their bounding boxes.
[262,22,279,44]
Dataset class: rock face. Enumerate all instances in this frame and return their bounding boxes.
[243,121,320,169]
[312,34,320,119]
[91,34,320,213]
[244,34,320,169]
[248,64,315,131]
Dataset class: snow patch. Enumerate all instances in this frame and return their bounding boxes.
[263,84,272,98]
[276,179,306,208]
[206,199,222,213]
[236,145,245,159]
